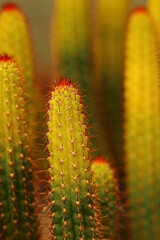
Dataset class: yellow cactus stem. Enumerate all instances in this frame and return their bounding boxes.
[124,7,160,240]
[92,156,121,239]
[0,55,39,239]
[46,77,103,239]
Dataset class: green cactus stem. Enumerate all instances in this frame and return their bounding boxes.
[91,0,128,163]
[124,7,160,240]
[0,56,38,239]
[92,156,120,239]
[46,78,102,239]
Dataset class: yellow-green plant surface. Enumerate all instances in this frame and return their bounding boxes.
[92,156,120,239]
[0,3,35,97]
[0,56,38,240]
[124,8,160,240]
[92,0,128,164]
[148,0,160,38]
[47,78,102,239]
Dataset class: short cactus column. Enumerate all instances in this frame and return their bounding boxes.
[92,156,120,239]
[0,56,38,239]
[46,78,102,239]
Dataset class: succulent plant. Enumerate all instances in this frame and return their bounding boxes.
[124,7,160,240]
[91,0,128,164]
[0,56,38,239]
[46,77,102,239]
[92,156,120,239]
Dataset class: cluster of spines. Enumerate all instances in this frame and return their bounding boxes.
[124,8,160,240]
[46,78,101,239]
[92,156,120,239]
[0,56,38,239]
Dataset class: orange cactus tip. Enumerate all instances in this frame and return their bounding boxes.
[133,7,147,15]
[2,3,18,11]
[93,156,107,165]
[0,55,12,62]
[57,77,72,87]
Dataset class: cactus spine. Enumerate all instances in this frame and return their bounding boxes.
[92,157,120,239]
[0,56,38,239]
[124,8,160,240]
[47,78,101,239]
[91,0,128,162]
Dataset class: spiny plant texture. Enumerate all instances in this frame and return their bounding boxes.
[124,7,160,240]
[91,0,128,164]
[0,3,45,164]
[0,56,38,239]
[46,78,102,239]
[0,3,35,98]
[92,156,120,240]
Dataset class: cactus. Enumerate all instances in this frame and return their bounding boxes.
[0,56,38,239]
[91,0,128,164]
[46,78,102,239]
[124,8,160,240]
[147,0,160,39]
[0,3,43,155]
[92,156,120,239]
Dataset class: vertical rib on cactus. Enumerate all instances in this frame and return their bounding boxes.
[91,0,128,163]
[47,78,101,239]
[124,8,160,240]
[92,156,120,239]
[0,56,38,239]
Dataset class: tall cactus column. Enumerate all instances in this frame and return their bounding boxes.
[91,0,128,161]
[124,8,160,240]
[0,56,38,239]
[46,78,101,239]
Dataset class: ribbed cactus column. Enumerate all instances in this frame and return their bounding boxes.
[92,156,120,239]
[47,78,101,239]
[0,3,42,156]
[124,8,160,240]
[92,0,128,162]
[0,56,38,239]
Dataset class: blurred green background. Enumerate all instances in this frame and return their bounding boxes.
[0,0,146,84]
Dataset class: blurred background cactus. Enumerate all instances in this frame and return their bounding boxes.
[0,0,160,240]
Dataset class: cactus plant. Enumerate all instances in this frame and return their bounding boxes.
[46,77,102,239]
[92,156,120,239]
[0,55,38,239]
[124,7,160,240]
[91,0,128,164]
[147,0,160,39]
[0,3,43,156]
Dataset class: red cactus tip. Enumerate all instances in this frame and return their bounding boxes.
[2,3,18,11]
[0,55,13,62]
[93,156,107,165]
[133,7,147,15]
[57,77,72,87]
